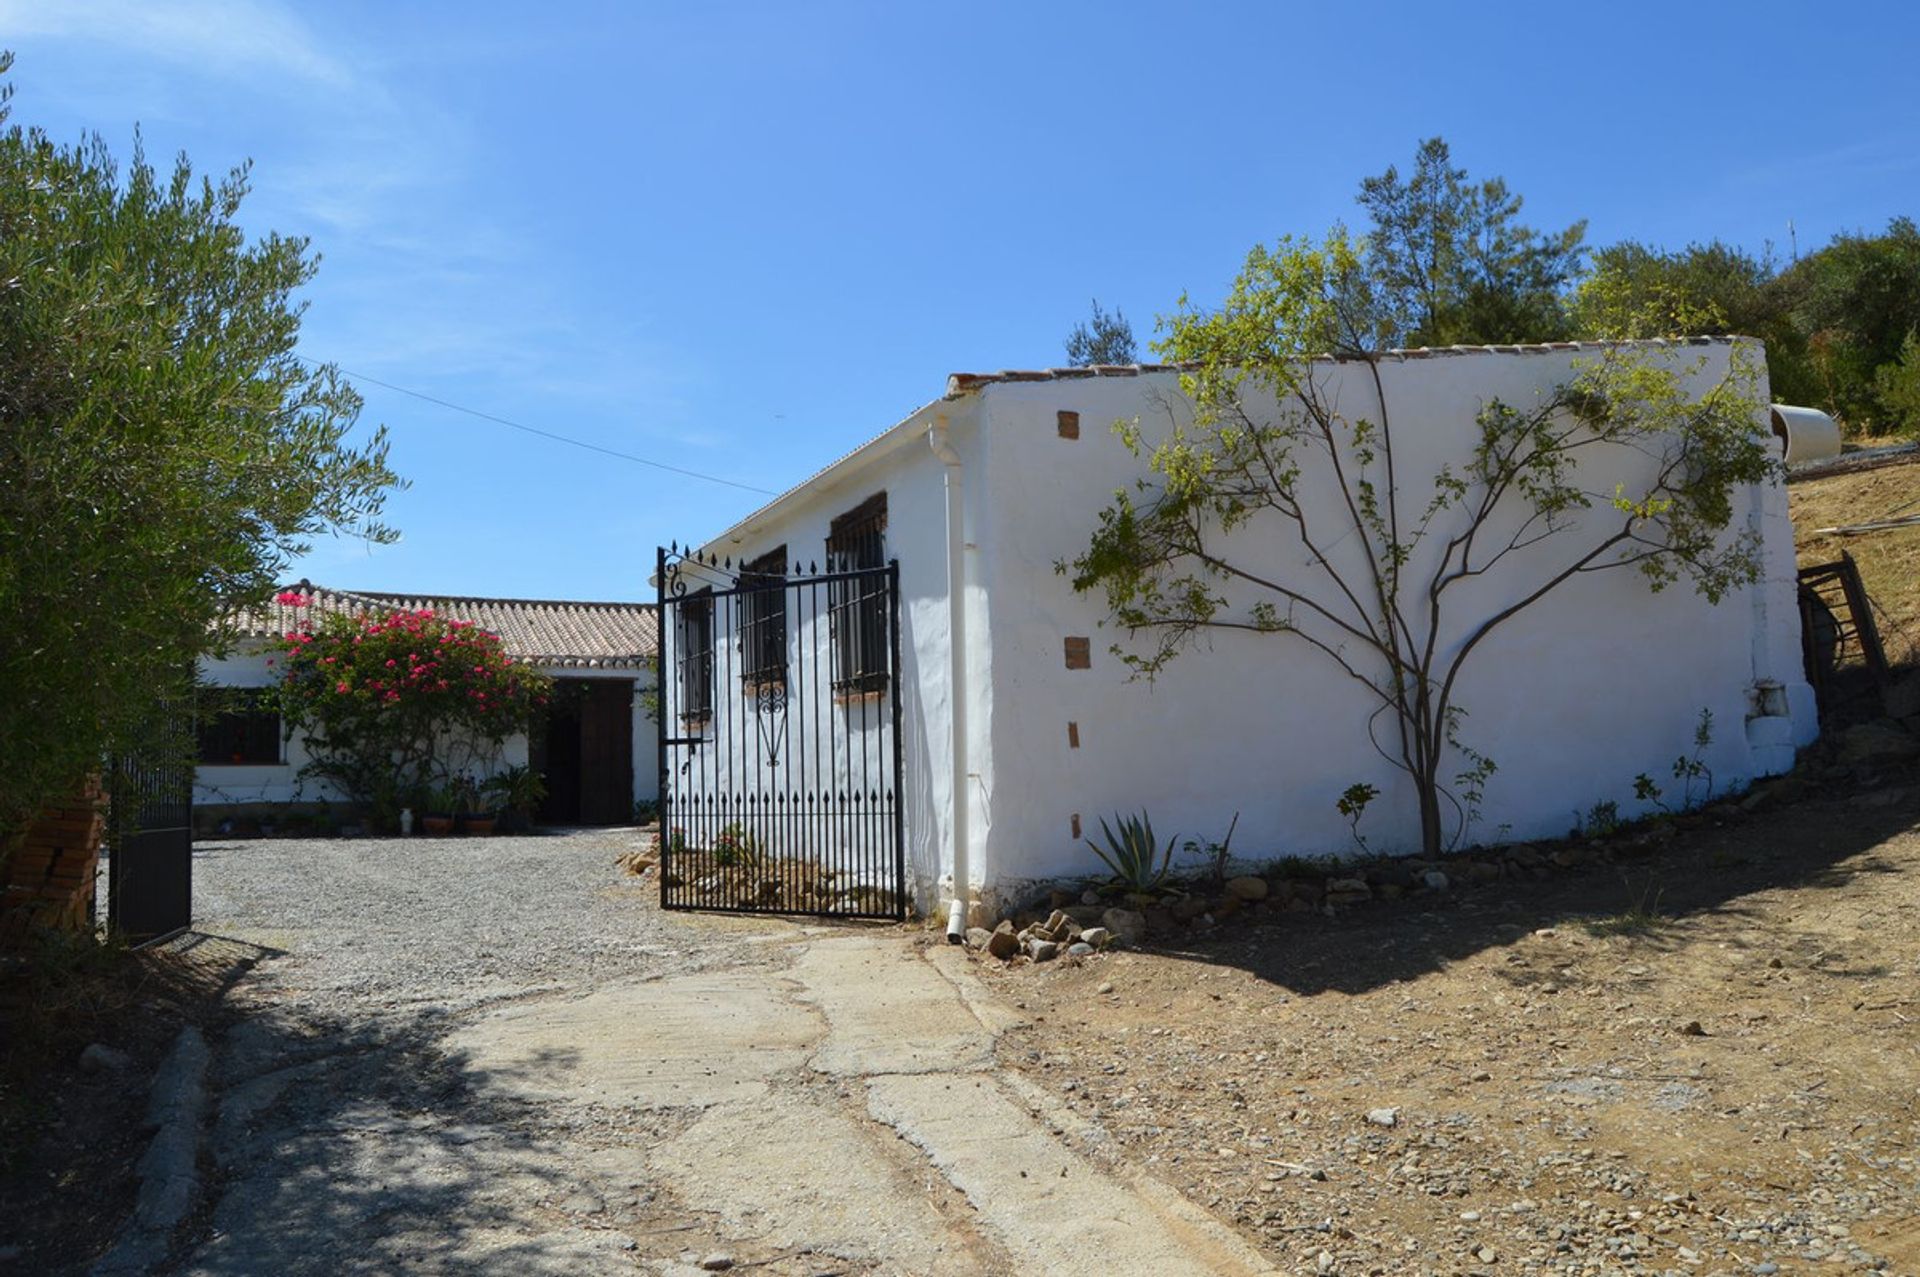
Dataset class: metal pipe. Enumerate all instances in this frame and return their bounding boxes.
[928,415,969,943]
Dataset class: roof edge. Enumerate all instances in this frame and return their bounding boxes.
[943,336,1752,396]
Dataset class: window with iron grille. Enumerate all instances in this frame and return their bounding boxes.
[196,689,282,765]
[676,589,714,722]
[739,546,788,686]
[826,493,888,693]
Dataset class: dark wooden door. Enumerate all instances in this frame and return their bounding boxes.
[577,680,634,825]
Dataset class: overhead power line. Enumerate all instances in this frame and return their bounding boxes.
[297,355,779,496]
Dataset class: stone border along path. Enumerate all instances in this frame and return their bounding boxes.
[153,833,1278,1275]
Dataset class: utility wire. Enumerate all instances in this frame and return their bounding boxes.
[297,355,779,496]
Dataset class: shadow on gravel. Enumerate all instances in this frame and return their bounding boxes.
[178,999,597,1277]
[1139,790,1919,998]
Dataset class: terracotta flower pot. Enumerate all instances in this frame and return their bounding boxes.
[460,815,496,837]
[421,815,456,837]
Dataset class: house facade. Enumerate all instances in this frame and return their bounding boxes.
[667,338,1817,917]
[197,586,659,828]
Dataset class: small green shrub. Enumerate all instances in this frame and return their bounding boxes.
[712,821,759,868]
[1572,799,1622,839]
[1336,782,1379,854]
[1087,811,1177,891]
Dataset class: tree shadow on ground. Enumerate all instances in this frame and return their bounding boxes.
[160,990,652,1277]
[1136,784,1920,998]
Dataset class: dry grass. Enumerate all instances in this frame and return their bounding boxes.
[1792,455,1920,657]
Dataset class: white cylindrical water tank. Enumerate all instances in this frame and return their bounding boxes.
[1770,404,1843,465]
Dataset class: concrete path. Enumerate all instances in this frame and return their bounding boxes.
[449,932,1278,1276]
[171,835,1279,1275]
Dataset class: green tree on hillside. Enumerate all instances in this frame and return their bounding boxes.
[1777,217,1920,431]
[0,55,402,859]
[1356,137,1587,347]
[1569,240,1818,405]
[1065,299,1140,366]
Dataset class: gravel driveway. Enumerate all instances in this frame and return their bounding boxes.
[192,828,687,1011]
[161,829,792,1276]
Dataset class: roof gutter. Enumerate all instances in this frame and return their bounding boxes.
[927,413,971,943]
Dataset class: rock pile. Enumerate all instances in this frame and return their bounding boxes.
[964,907,1116,962]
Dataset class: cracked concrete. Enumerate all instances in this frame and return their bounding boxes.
[174,835,1276,1275]
[452,930,1276,1274]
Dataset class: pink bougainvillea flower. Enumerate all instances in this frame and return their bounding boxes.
[275,590,314,607]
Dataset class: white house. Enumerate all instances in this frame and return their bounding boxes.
[662,337,1817,922]
[196,586,658,828]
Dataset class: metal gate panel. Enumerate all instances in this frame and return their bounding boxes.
[107,711,194,946]
[656,546,906,919]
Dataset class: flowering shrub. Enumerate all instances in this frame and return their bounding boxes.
[273,599,551,827]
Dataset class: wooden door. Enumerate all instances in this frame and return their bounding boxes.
[577,679,634,825]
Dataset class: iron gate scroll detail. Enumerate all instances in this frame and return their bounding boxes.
[656,545,907,919]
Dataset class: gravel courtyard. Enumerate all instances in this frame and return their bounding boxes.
[192,828,702,1010]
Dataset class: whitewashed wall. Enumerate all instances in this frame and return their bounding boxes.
[194,643,658,810]
[697,399,989,903]
[971,343,1816,894]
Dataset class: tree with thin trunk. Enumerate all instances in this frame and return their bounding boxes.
[1065,230,1777,855]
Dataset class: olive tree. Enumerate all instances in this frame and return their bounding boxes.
[1067,230,1777,856]
[0,57,401,855]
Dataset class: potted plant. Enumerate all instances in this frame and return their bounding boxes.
[452,773,495,836]
[421,784,457,837]
[483,764,546,833]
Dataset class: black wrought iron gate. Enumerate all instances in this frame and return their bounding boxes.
[107,710,194,945]
[656,545,907,919]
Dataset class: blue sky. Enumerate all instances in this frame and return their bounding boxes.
[7,1,1917,600]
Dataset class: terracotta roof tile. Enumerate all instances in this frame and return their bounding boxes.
[224,584,658,668]
[943,337,1750,396]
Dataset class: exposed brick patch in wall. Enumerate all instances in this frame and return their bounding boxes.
[1064,637,1091,669]
[1057,410,1080,440]
[1067,721,1080,748]
[1071,813,1082,839]
[0,775,105,947]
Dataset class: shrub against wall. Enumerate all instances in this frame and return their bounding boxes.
[273,596,551,826]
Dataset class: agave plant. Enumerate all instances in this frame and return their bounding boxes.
[1087,811,1177,891]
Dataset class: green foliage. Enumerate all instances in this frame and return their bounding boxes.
[711,821,759,868]
[0,55,401,850]
[1356,136,1586,346]
[274,604,550,827]
[1336,782,1379,854]
[483,763,547,822]
[1872,331,1920,436]
[1570,240,1776,339]
[1181,811,1240,887]
[1632,707,1717,814]
[1068,229,1774,857]
[1573,799,1622,840]
[1086,811,1178,891]
[1065,298,1140,366]
[1782,217,1920,430]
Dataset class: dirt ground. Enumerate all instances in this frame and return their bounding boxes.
[973,776,1920,1275]
[0,932,265,1270]
[938,454,1920,1277]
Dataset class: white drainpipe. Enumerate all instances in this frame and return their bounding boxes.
[928,415,969,943]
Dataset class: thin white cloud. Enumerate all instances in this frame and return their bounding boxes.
[0,0,352,88]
